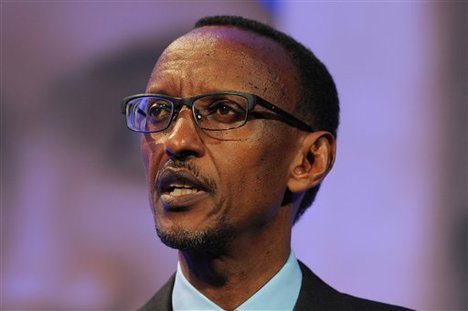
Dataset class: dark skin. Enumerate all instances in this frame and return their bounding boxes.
[141,26,336,310]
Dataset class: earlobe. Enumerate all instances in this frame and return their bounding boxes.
[288,131,336,193]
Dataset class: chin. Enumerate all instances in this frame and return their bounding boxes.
[155,216,234,253]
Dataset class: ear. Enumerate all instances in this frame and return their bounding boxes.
[287,131,336,193]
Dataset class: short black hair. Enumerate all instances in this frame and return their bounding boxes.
[194,16,339,222]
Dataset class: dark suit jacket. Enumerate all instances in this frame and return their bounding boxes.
[139,261,412,310]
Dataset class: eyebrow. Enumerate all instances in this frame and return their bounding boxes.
[143,89,241,98]
[145,88,169,95]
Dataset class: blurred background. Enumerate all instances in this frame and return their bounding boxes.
[1,1,466,310]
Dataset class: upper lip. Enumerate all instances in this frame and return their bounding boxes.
[156,168,211,195]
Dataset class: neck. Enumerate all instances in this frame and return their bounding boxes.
[178,222,292,310]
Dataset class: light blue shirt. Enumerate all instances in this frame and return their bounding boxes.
[172,251,302,310]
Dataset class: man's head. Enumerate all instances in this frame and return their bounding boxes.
[130,16,338,252]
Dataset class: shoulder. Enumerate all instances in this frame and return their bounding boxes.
[138,274,175,311]
[295,261,413,311]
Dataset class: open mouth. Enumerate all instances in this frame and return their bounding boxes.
[156,168,212,201]
[164,183,201,196]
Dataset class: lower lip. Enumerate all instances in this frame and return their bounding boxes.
[159,191,210,209]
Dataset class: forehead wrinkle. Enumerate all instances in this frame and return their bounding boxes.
[149,39,228,95]
[147,62,217,96]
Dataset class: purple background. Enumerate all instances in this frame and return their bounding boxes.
[2,1,466,310]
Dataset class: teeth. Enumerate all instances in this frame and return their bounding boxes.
[171,183,194,189]
[169,187,199,196]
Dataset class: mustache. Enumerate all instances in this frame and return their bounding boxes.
[156,160,217,193]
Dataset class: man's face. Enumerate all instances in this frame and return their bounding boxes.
[141,26,303,251]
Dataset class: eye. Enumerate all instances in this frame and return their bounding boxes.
[210,101,237,114]
[206,99,246,123]
[147,100,172,123]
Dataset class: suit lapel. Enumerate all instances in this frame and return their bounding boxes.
[294,261,343,310]
[138,274,175,311]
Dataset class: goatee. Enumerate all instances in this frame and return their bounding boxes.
[156,221,234,254]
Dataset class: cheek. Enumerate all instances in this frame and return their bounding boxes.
[140,135,164,186]
[217,134,295,207]
[140,138,150,171]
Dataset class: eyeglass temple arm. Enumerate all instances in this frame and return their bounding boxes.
[136,108,147,117]
[256,98,315,132]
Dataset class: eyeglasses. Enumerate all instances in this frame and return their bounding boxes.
[121,91,314,133]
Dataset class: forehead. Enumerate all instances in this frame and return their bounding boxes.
[147,26,298,107]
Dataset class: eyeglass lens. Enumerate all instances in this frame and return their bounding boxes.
[126,94,250,132]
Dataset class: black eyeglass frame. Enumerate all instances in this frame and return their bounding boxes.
[121,91,315,133]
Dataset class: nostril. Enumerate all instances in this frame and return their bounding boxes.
[166,150,199,161]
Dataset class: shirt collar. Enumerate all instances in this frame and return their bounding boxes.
[172,251,302,310]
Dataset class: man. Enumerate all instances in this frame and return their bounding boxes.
[122,15,411,310]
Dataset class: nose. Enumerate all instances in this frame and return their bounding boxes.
[163,108,204,160]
